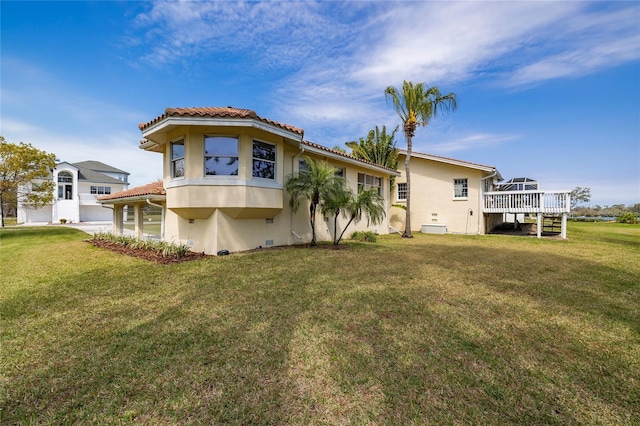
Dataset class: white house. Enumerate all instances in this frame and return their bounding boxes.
[18,160,130,223]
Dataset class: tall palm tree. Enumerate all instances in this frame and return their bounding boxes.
[384,81,457,238]
[285,156,342,246]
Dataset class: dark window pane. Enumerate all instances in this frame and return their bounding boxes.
[171,141,184,160]
[253,160,275,179]
[253,141,276,161]
[205,137,238,157]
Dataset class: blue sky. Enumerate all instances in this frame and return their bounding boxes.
[2,1,639,206]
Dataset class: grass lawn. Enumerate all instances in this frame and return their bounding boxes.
[1,223,638,424]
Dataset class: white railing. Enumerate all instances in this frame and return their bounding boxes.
[483,190,570,214]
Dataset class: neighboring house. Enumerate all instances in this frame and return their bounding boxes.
[18,161,130,223]
[98,107,399,254]
[392,151,570,238]
[391,150,503,235]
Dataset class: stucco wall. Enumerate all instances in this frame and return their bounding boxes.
[156,126,393,254]
[392,154,487,235]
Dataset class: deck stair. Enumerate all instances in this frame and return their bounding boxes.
[542,215,562,235]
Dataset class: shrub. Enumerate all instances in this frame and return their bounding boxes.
[89,232,192,257]
[617,212,639,224]
[59,218,67,224]
[350,230,378,243]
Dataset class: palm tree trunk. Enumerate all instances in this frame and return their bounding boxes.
[309,202,317,246]
[403,135,413,238]
[335,216,355,245]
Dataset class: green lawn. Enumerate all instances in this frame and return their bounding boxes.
[1,223,639,424]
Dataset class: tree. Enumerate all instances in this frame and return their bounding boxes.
[570,187,591,210]
[285,156,342,246]
[322,182,386,245]
[384,81,457,238]
[346,125,400,171]
[0,137,57,227]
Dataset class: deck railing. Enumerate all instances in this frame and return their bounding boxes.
[483,190,570,214]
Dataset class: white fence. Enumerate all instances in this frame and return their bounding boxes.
[483,190,570,214]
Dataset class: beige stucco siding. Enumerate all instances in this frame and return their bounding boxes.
[150,125,394,254]
[393,154,486,235]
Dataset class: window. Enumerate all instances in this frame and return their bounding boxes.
[57,172,73,200]
[204,136,238,176]
[90,186,111,195]
[334,168,345,179]
[397,182,407,201]
[171,140,185,178]
[454,178,468,198]
[358,173,382,195]
[252,140,276,179]
[299,158,310,174]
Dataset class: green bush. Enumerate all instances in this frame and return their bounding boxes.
[350,230,378,243]
[90,232,192,258]
[617,212,639,224]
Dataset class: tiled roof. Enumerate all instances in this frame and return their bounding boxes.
[98,181,165,201]
[138,107,304,136]
[399,149,496,171]
[302,140,398,173]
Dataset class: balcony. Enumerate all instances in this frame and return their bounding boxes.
[483,190,570,214]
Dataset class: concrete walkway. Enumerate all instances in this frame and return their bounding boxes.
[18,221,125,235]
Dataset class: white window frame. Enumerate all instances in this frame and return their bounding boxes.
[57,171,73,200]
[204,136,239,177]
[358,173,382,196]
[170,139,185,179]
[454,178,468,199]
[397,182,407,201]
[252,140,276,180]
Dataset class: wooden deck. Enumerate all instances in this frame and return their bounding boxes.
[483,190,570,214]
[483,190,571,239]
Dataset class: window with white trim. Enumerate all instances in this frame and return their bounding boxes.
[90,186,111,195]
[171,140,185,178]
[397,182,407,201]
[204,136,238,176]
[358,173,382,195]
[252,140,276,179]
[57,171,73,200]
[454,178,468,199]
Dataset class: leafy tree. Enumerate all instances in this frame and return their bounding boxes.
[285,156,342,246]
[0,137,57,227]
[384,81,457,238]
[322,185,386,245]
[570,186,591,209]
[346,125,400,171]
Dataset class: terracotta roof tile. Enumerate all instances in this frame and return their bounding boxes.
[138,107,304,136]
[302,140,399,173]
[98,181,165,201]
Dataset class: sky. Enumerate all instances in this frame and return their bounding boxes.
[1,1,639,207]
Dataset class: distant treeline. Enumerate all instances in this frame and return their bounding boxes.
[572,203,640,218]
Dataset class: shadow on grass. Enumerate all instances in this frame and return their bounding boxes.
[2,229,639,424]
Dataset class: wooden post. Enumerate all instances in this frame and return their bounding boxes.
[561,212,567,239]
[134,204,143,239]
[537,213,542,239]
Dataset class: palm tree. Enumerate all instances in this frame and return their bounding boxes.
[346,125,400,171]
[285,156,342,246]
[325,187,386,245]
[384,81,457,238]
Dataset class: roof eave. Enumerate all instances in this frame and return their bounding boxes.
[98,194,166,205]
[141,117,303,145]
[303,143,401,176]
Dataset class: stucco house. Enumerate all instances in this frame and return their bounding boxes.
[391,150,502,235]
[391,150,570,238]
[98,107,399,254]
[18,161,129,223]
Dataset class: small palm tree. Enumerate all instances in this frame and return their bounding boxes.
[323,186,386,245]
[385,81,457,238]
[285,156,342,246]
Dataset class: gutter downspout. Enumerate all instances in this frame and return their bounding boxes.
[291,133,305,241]
[479,169,498,235]
[146,198,165,240]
